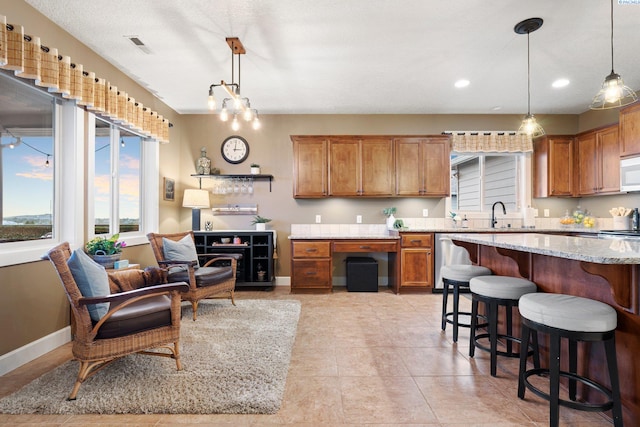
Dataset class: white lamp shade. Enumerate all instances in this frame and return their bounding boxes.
[182,189,210,208]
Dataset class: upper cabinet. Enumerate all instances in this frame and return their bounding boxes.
[576,124,619,196]
[620,102,640,157]
[533,136,575,198]
[291,135,449,198]
[395,136,450,197]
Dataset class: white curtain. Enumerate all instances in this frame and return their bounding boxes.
[448,132,533,153]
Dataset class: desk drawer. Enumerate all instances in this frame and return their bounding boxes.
[333,240,398,253]
[292,241,331,258]
[400,233,433,248]
[291,260,331,288]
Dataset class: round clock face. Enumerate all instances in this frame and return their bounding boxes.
[220,136,250,164]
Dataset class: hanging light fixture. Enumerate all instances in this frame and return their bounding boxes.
[590,0,637,109]
[207,37,260,130]
[515,18,545,138]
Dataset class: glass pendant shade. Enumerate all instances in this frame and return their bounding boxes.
[518,113,545,138]
[590,71,637,110]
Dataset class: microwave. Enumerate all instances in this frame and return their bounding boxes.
[620,156,640,192]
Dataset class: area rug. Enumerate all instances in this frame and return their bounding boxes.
[0,299,301,414]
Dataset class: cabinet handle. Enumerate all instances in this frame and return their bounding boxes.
[305,271,317,276]
[359,245,371,249]
[305,248,318,252]
[410,239,422,244]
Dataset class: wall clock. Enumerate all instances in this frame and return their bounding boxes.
[220,135,250,164]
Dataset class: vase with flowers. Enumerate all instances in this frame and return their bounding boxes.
[85,234,126,269]
[382,207,397,230]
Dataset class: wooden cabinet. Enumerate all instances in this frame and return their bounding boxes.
[619,102,640,157]
[395,137,449,197]
[328,137,394,196]
[399,233,434,291]
[576,124,620,195]
[290,241,332,293]
[292,136,327,198]
[292,135,449,198]
[533,135,575,197]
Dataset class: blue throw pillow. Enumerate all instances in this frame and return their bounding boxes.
[163,235,200,272]
[67,249,110,321]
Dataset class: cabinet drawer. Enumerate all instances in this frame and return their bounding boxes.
[400,234,433,248]
[291,260,331,288]
[292,241,331,258]
[332,240,398,253]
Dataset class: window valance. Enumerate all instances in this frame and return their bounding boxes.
[446,131,533,153]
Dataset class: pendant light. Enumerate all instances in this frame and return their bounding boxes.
[515,18,545,138]
[590,0,637,109]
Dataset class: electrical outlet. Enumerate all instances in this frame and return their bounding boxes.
[534,209,539,217]
[315,214,321,223]
[544,209,550,217]
[356,215,362,224]
[422,209,429,217]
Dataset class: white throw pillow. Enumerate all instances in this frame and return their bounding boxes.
[162,234,200,271]
[67,249,110,321]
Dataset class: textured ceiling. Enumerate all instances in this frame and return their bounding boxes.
[24,0,640,115]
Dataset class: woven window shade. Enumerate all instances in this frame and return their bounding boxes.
[78,70,95,107]
[63,62,83,100]
[0,15,7,66]
[89,77,106,112]
[105,84,117,118]
[35,45,58,89]
[449,132,533,153]
[16,35,40,80]
[1,23,23,72]
[116,90,128,123]
[51,54,70,96]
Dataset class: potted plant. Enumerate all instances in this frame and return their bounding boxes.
[382,207,397,230]
[250,163,261,174]
[85,234,126,268]
[251,215,271,231]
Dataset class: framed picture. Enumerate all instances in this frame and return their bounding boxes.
[163,177,175,201]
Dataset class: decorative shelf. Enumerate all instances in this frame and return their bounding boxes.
[191,174,274,192]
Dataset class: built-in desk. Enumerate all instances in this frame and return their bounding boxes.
[449,233,640,426]
[289,237,400,293]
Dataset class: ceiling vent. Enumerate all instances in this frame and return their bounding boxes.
[127,36,151,54]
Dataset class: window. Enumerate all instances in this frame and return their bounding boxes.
[450,153,524,213]
[93,119,142,235]
[0,73,56,244]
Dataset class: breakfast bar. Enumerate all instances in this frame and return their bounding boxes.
[449,233,640,426]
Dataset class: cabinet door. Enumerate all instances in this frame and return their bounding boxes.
[291,260,332,291]
[598,126,620,193]
[361,138,394,196]
[395,138,423,196]
[548,137,574,196]
[400,248,433,289]
[422,137,449,196]
[576,132,598,195]
[292,137,327,198]
[328,138,360,196]
[620,103,640,157]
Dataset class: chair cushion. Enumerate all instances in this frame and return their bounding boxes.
[519,293,617,332]
[162,234,199,272]
[168,266,234,287]
[470,276,537,300]
[96,294,172,339]
[441,265,492,282]
[67,249,109,321]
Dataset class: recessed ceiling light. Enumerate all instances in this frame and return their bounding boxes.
[454,79,470,88]
[552,79,570,88]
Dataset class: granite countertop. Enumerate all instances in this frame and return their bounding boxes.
[448,232,640,264]
[289,234,401,240]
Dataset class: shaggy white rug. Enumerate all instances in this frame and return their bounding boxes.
[0,299,301,414]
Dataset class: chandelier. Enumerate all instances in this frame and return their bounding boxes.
[207,37,260,130]
[590,0,637,110]
[515,18,545,138]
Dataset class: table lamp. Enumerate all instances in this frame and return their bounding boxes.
[182,189,210,230]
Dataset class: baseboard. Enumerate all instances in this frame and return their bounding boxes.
[0,326,71,376]
[274,276,290,286]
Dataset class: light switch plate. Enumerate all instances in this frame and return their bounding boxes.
[422,209,429,217]
[544,209,550,217]
[356,215,362,223]
[315,214,321,223]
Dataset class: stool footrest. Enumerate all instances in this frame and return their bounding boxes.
[473,333,532,359]
[521,368,615,413]
[444,312,487,329]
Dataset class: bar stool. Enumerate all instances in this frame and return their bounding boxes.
[441,264,492,342]
[469,275,538,377]
[518,293,623,427]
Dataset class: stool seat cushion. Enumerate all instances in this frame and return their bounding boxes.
[470,276,537,300]
[519,293,617,332]
[441,265,492,282]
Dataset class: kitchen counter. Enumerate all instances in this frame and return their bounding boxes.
[447,232,640,264]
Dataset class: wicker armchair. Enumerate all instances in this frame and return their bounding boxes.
[147,231,237,320]
[44,242,189,400]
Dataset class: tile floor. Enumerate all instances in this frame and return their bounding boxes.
[0,286,612,426]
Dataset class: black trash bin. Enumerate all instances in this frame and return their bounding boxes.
[346,257,378,292]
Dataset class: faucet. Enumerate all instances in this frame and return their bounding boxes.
[491,201,506,228]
